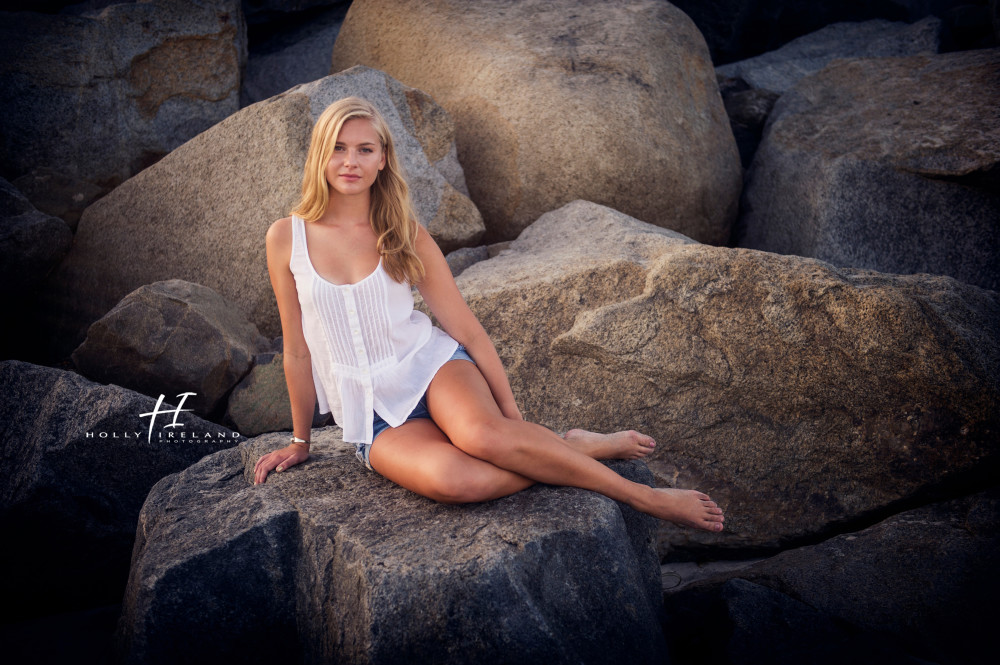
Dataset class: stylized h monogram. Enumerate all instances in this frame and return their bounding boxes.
[139,392,196,443]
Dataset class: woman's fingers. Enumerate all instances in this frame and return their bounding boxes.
[254,447,308,485]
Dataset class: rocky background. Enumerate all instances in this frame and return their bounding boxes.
[1,1,997,664]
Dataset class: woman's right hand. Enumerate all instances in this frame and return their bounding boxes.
[254,443,310,485]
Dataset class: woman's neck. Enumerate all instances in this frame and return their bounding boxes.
[319,189,371,227]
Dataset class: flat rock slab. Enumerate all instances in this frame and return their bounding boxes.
[0,360,239,622]
[117,427,666,664]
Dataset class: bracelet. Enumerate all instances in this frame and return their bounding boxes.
[290,436,310,447]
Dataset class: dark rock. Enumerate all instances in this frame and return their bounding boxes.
[738,48,1000,291]
[0,177,73,361]
[72,280,268,417]
[11,167,105,230]
[716,18,941,94]
[243,0,346,21]
[116,427,666,664]
[718,77,781,170]
[663,489,1000,665]
[671,0,977,66]
[0,0,246,209]
[0,177,72,295]
[0,360,240,622]
[445,245,489,277]
[242,3,349,106]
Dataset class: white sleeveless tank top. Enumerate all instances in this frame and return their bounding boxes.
[289,215,459,444]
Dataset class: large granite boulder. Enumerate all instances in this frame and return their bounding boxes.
[0,0,247,218]
[716,18,940,93]
[0,360,239,622]
[662,488,1000,665]
[38,65,482,359]
[451,201,1000,553]
[332,0,742,244]
[71,280,268,417]
[116,427,666,664]
[737,48,1000,291]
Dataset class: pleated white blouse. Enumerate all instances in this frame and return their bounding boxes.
[289,215,458,444]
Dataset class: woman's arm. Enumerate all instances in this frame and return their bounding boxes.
[254,217,315,484]
[415,226,523,420]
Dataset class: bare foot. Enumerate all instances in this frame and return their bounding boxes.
[637,487,725,532]
[563,428,656,460]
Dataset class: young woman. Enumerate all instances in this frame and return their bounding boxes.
[255,97,724,532]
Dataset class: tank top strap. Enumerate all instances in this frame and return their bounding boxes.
[290,215,305,258]
[288,214,311,277]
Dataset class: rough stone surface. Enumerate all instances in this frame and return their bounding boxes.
[445,245,489,277]
[0,360,239,623]
[737,49,1000,291]
[0,0,246,205]
[38,66,482,359]
[223,350,330,436]
[0,177,72,297]
[332,0,742,244]
[452,200,1000,553]
[662,489,1000,665]
[11,168,104,230]
[116,427,666,664]
[716,18,940,93]
[71,280,268,417]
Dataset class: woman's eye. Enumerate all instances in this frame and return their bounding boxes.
[361,148,373,153]
[333,145,344,152]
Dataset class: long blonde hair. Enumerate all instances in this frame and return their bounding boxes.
[291,96,424,285]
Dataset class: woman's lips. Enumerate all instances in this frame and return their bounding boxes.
[340,174,361,180]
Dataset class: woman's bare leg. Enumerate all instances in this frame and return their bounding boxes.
[425,361,724,531]
[369,418,535,503]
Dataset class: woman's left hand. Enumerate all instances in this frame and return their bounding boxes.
[254,443,310,485]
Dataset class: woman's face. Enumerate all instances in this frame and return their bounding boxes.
[325,117,387,197]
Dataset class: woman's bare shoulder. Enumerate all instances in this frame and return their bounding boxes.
[267,216,293,244]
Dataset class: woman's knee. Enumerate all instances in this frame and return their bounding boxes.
[450,418,513,462]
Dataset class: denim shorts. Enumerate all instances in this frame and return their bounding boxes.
[354,345,475,470]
